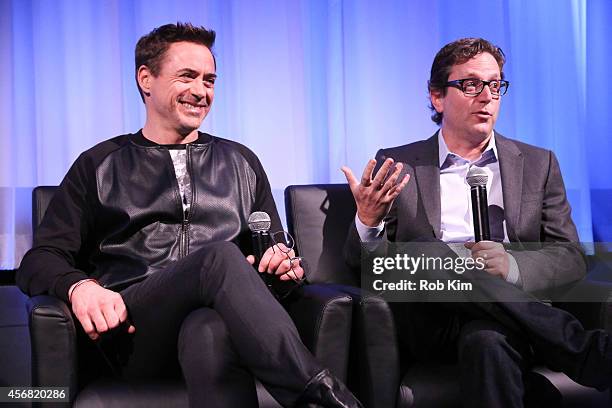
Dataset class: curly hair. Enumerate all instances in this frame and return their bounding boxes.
[428,38,505,125]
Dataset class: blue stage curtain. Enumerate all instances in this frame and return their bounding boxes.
[1,0,610,269]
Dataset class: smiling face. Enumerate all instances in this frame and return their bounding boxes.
[138,41,216,143]
[430,52,501,145]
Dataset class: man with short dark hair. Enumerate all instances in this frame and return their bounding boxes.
[18,22,362,408]
[343,38,611,407]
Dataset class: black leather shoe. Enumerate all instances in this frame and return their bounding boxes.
[296,369,363,408]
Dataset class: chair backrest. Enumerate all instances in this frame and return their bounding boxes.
[32,186,58,233]
[284,184,358,286]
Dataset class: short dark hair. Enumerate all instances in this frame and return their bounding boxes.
[428,38,505,125]
[135,22,216,101]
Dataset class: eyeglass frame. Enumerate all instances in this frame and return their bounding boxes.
[269,230,307,289]
[445,78,510,97]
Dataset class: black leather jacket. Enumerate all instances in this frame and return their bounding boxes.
[18,131,282,302]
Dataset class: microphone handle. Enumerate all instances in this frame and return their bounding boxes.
[470,185,491,242]
[252,231,271,263]
[252,231,275,289]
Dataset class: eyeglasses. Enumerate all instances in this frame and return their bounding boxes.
[269,230,307,298]
[445,78,509,97]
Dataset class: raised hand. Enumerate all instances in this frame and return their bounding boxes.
[341,158,410,227]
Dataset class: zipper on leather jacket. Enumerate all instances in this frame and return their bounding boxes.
[180,217,189,258]
[178,144,194,258]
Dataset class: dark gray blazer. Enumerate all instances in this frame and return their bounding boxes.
[345,131,586,293]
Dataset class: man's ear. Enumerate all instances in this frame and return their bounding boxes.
[137,65,152,96]
[430,90,444,114]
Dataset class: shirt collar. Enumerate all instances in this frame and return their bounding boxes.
[132,129,213,148]
[437,129,498,168]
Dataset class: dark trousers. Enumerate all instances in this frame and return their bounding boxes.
[393,303,536,408]
[99,241,321,407]
[389,242,611,408]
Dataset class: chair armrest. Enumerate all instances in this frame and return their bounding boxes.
[286,284,353,382]
[552,279,612,332]
[332,285,401,408]
[27,295,78,402]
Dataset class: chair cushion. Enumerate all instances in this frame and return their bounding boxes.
[74,379,188,408]
[74,379,286,408]
[535,368,610,407]
[396,363,609,408]
[397,363,460,408]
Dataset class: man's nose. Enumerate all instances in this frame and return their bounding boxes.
[478,83,494,102]
[190,80,205,98]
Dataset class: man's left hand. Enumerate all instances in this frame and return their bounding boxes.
[246,244,304,281]
[465,241,509,280]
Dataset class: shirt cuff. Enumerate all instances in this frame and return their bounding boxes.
[355,214,385,242]
[52,270,90,303]
[505,252,522,287]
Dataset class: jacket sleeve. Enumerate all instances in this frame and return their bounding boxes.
[17,153,94,303]
[511,151,586,293]
[253,158,283,233]
[246,151,304,295]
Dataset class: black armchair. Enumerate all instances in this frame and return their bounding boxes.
[284,183,612,408]
[26,186,354,407]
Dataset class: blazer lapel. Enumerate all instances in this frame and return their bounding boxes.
[495,132,523,240]
[414,134,442,238]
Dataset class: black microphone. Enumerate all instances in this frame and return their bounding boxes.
[247,211,274,288]
[466,166,490,242]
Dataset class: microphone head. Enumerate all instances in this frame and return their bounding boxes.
[466,166,488,187]
[248,211,271,233]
